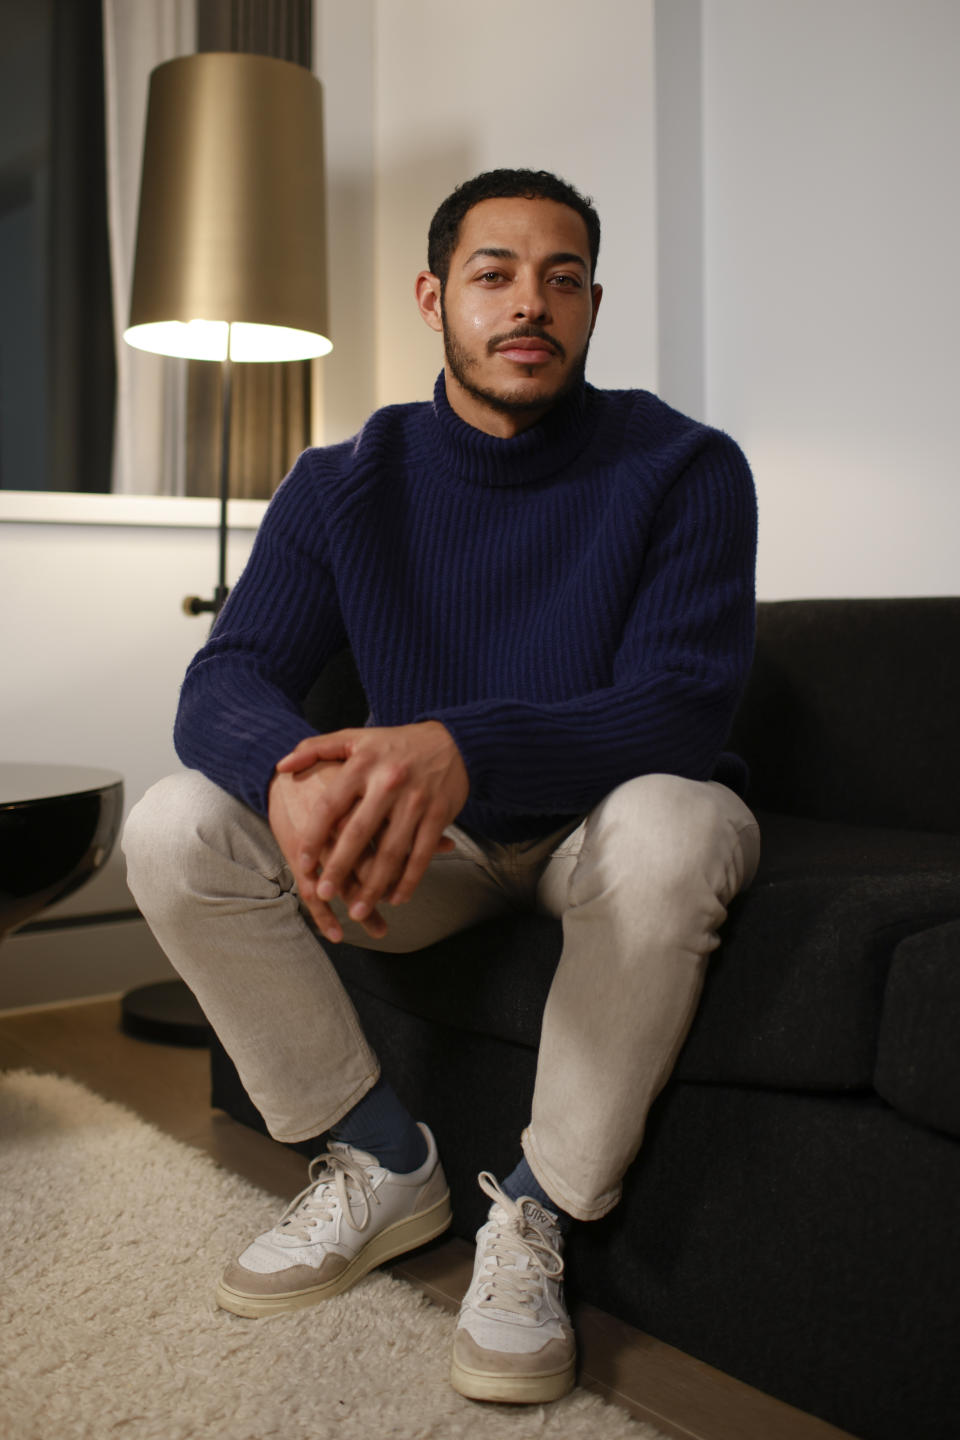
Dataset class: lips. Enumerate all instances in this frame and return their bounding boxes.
[495,338,558,365]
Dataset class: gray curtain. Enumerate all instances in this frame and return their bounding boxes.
[186,0,313,500]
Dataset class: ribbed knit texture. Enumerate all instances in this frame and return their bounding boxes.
[174,374,757,840]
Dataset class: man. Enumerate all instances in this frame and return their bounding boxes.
[124,168,760,1406]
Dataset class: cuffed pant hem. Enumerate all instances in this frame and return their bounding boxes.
[260,1065,381,1146]
[521,1125,622,1223]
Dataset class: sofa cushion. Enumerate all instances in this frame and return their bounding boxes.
[678,812,960,1089]
[874,919,960,1140]
[330,910,562,1053]
[728,597,960,834]
[330,812,960,1094]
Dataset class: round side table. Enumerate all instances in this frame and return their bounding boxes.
[0,763,124,940]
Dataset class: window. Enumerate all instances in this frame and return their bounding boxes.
[0,0,115,492]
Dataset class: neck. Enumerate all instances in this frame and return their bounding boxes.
[430,372,597,490]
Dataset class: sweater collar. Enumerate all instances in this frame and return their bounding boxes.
[430,372,598,488]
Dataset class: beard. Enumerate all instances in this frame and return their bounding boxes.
[440,305,590,418]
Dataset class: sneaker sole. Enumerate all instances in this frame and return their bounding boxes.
[449,1353,576,1405]
[215,1191,452,1317]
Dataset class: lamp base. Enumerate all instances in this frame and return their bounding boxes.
[121,979,212,1047]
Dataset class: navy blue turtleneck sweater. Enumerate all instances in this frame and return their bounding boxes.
[174,375,757,841]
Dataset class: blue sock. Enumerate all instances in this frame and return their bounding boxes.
[501,1154,574,1234]
[328,1076,427,1174]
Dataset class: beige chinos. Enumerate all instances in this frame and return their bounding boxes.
[124,768,760,1222]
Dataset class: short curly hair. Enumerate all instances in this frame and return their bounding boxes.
[427,168,601,286]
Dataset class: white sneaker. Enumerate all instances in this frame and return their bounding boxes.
[450,1171,576,1404]
[216,1122,451,1317]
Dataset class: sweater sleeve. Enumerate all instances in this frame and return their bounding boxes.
[425,434,757,820]
[173,454,348,815]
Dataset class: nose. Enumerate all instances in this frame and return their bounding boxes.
[512,271,551,323]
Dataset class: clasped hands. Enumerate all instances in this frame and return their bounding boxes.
[267,721,469,945]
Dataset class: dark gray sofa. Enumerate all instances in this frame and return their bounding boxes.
[210,597,960,1440]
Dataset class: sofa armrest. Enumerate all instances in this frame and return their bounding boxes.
[874,918,960,1139]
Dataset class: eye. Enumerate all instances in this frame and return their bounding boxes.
[549,273,582,289]
[476,270,505,284]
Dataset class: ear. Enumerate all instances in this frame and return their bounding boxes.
[415,270,444,333]
[589,282,603,336]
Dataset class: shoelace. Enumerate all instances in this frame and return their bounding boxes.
[472,1171,564,1319]
[275,1150,378,1244]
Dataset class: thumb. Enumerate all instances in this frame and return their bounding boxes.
[276,731,355,773]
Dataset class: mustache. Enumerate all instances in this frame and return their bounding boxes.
[486,326,565,360]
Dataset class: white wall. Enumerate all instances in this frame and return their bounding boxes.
[370,0,658,407]
[315,0,658,425]
[0,501,258,1006]
[315,0,658,431]
[312,0,377,443]
[701,0,960,599]
[654,0,705,421]
[1,503,258,905]
[318,0,960,598]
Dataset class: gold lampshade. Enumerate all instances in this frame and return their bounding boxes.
[125,52,330,362]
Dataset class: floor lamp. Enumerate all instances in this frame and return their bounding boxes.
[120,52,332,1043]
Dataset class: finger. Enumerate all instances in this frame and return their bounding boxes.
[390,808,450,906]
[295,769,365,877]
[333,775,435,919]
[297,858,387,940]
[331,869,389,938]
[303,892,344,945]
[314,772,405,903]
[275,743,325,775]
[343,813,419,920]
[338,809,455,921]
[345,783,454,921]
[358,907,388,939]
[276,730,359,772]
[308,845,389,938]
[307,819,376,902]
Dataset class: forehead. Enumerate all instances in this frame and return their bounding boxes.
[453,196,590,266]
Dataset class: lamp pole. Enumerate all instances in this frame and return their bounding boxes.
[184,334,233,618]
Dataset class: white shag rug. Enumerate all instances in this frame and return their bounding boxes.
[0,1071,666,1440]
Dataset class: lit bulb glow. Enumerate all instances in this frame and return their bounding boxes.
[124,320,332,362]
[229,323,333,362]
[124,320,229,360]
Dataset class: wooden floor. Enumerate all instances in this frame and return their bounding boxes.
[0,995,857,1440]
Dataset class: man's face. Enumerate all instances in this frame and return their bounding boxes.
[416,196,602,437]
